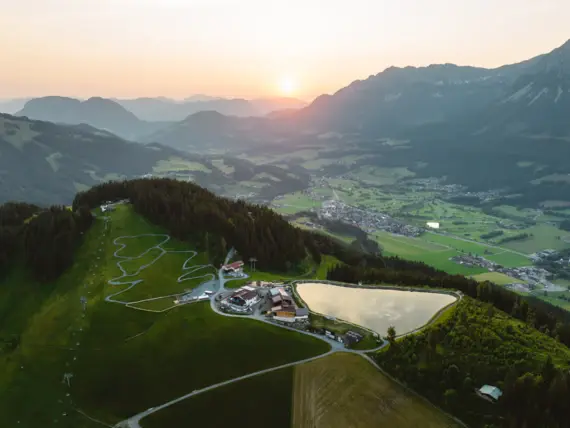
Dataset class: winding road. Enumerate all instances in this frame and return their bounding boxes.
[114,249,462,427]
[104,234,215,310]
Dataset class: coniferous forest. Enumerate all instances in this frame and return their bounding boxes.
[0,202,92,281]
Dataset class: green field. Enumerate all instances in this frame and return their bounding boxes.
[500,224,570,253]
[273,192,321,214]
[351,166,415,186]
[373,231,487,275]
[73,302,328,422]
[536,290,570,311]
[153,157,211,173]
[0,205,329,427]
[145,367,294,428]
[423,232,530,267]
[292,353,459,428]
[471,272,519,285]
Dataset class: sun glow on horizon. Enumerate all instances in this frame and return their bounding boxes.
[278,76,298,96]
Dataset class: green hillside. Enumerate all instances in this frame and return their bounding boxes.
[0,203,329,427]
[374,297,570,427]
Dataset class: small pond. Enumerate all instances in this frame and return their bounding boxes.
[296,282,457,335]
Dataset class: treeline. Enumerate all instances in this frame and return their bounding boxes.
[0,202,92,281]
[481,230,504,240]
[0,202,41,275]
[497,233,531,244]
[326,262,570,349]
[376,298,570,428]
[73,179,328,271]
[560,219,570,232]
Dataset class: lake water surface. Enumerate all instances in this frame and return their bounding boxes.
[297,283,457,335]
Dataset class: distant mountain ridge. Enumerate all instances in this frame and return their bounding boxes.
[114,96,307,121]
[17,96,168,140]
[146,38,570,154]
[0,113,204,204]
[0,98,31,114]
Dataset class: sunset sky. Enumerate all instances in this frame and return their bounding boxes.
[2,0,569,101]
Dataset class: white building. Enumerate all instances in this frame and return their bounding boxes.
[426,222,440,229]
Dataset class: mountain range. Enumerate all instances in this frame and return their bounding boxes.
[145,41,570,164]
[3,38,570,206]
[114,96,307,121]
[0,113,200,204]
[13,95,307,140]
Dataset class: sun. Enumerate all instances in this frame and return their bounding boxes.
[278,76,297,97]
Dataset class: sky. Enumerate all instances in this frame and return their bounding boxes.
[2,0,569,101]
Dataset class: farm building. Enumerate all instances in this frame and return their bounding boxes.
[222,261,244,274]
[477,385,503,402]
[269,287,292,305]
[343,331,363,346]
[227,285,259,308]
[426,222,440,229]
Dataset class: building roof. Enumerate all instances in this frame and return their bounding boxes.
[224,261,244,270]
[233,288,258,301]
[269,287,282,296]
[478,385,503,401]
[295,307,309,316]
[346,330,363,340]
[271,295,282,304]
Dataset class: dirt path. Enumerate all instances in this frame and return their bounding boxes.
[104,233,215,311]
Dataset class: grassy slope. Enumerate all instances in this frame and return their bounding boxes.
[0,212,110,427]
[73,302,328,422]
[144,367,294,428]
[0,205,329,427]
[292,353,458,428]
[100,205,216,302]
[225,254,340,289]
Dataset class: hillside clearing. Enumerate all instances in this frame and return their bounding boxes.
[292,353,459,428]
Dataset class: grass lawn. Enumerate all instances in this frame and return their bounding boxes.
[471,272,520,285]
[127,297,177,312]
[292,353,459,428]
[315,255,341,280]
[153,157,211,173]
[144,367,294,428]
[423,232,492,253]
[72,302,329,423]
[485,251,530,267]
[275,192,321,210]
[373,232,486,275]
[375,231,448,256]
